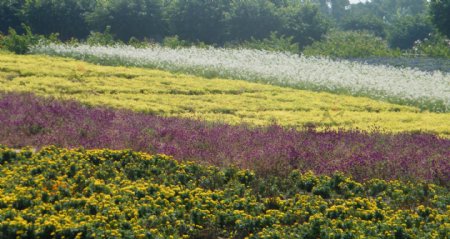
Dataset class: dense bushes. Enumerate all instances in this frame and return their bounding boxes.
[0,25,45,54]
[303,31,401,58]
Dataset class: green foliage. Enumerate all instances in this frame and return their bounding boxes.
[86,26,116,46]
[0,0,24,34]
[412,33,450,58]
[303,31,401,58]
[387,15,434,50]
[430,0,450,38]
[162,35,190,49]
[341,13,387,38]
[329,0,350,20]
[278,3,330,49]
[0,24,43,54]
[85,0,165,41]
[21,0,92,40]
[0,0,332,50]
[348,0,428,22]
[233,32,300,53]
[227,0,281,42]
[164,0,230,44]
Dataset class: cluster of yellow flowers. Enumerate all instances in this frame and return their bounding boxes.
[1,53,449,137]
[0,146,448,238]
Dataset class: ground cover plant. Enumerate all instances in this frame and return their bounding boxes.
[1,92,449,185]
[1,53,450,137]
[31,44,450,112]
[0,146,449,239]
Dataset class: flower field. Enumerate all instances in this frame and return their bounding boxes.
[1,53,450,137]
[32,44,450,112]
[0,45,449,239]
[1,92,449,185]
[0,146,448,239]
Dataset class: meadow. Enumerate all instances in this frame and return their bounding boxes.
[0,146,448,239]
[1,53,450,137]
[32,44,450,112]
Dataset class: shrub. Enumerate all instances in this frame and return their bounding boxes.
[0,24,59,54]
[387,15,434,50]
[86,26,117,46]
[233,31,299,53]
[162,35,190,48]
[0,25,40,54]
[341,14,387,38]
[412,33,450,58]
[303,30,401,58]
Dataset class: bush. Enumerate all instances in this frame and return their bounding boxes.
[341,14,387,38]
[86,26,117,46]
[162,35,190,48]
[387,15,434,50]
[303,31,400,58]
[0,25,40,54]
[232,32,299,53]
[412,33,450,58]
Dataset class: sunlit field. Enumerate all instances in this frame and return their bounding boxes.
[1,52,449,137]
[32,44,450,112]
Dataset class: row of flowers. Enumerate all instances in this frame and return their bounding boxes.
[0,146,448,238]
[1,93,448,184]
[31,43,450,112]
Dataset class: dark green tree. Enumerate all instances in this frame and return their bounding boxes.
[227,0,282,42]
[22,0,93,40]
[341,13,387,38]
[165,0,230,44]
[430,0,450,38]
[86,0,165,41]
[330,0,349,20]
[347,0,428,22]
[387,15,434,49]
[278,3,330,49]
[0,0,26,34]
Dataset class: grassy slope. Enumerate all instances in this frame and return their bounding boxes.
[1,52,449,137]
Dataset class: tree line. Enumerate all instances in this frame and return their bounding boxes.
[0,0,449,51]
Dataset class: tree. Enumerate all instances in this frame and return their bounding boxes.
[278,3,330,49]
[430,0,450,38]
[0,0,26,34]
[22,0,93,40]
[341,13,387,38]
[330,0,350,20]
[165,0,230,44]
[303,30,399,58]
[227,0,282,42]
[348,0,428,22]
[86,0,165,41]
[387,15,434,49]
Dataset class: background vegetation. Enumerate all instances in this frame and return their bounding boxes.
[1,0,449,58]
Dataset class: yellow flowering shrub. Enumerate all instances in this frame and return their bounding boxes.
[0,146,448,238]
